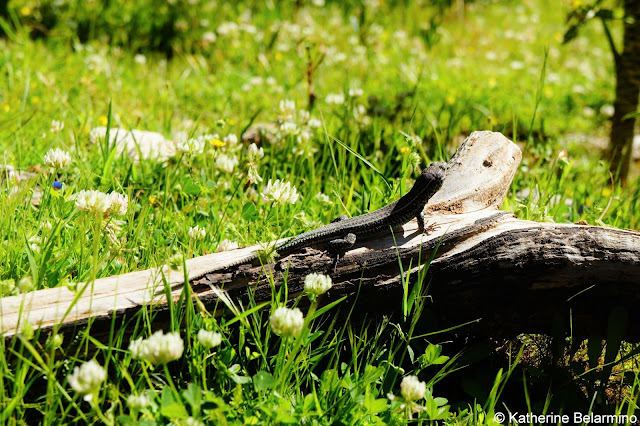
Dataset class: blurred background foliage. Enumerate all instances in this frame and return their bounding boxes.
[1,0,639,421]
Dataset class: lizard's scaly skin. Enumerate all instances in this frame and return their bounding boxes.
[192,162,446,279]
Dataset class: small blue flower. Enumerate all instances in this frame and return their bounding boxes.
[53,181,63,190]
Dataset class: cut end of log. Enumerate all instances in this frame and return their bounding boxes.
[428,130,522,214]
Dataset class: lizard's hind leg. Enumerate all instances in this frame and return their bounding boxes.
[328,233,356,252]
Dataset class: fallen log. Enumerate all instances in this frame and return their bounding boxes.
[2,131,639,340]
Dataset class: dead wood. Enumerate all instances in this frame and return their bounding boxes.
[2,131,639,342]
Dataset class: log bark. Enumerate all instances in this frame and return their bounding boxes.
[2,131,640,341]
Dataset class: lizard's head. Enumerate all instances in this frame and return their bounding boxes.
[420,162,447,185]
[405,162,446,203]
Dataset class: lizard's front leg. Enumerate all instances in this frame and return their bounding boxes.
[417,211,439,234]
[328,233,356,272]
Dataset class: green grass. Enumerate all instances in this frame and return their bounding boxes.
[0,0,639,423]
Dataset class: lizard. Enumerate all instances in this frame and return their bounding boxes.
[190,162,447,280]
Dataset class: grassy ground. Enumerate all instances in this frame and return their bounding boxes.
[1,0,638,424]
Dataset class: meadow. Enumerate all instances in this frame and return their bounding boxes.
[1,0,638,423]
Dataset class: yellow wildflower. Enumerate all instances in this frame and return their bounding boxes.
[211,138,226,148]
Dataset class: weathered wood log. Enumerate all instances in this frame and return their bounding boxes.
[2,131,640,341]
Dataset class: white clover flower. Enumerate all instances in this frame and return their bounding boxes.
[304,273,332,298]
[262,179,299,204]
[75,190,112,214]
[247,143,264,162]
[127,392,153,411]
[400,375,426,402]
[188,225,206,241]
[43,148,71,169]
[404,133,422,146]
[215,153,239,173]
[266,76,277,86]
[279,121,298,135]
[572,84,586,94]
[89,127,109,144]
[298,109,310,123]
[107,191,128,216]
[600,104,615,117]
[297,129,312,144]
[582,107,595,118]
[217,21,239,36]
[202,31,217,44]
[172,130,189,144]
[197,329,223,349]
[184,418,205,426]
[270,307,304,338]
[348,88,363,97]
[50,120,65,134]
[240,23,257,34]
[217,239,239,252]
[314,192,331,204]
[134,54,147,65]
[224,133,238,145]
[354,104,370,124]
[176,138,205,155]
[104,219,125,247]
[279,99,296,119]
[325,93,345,105]
[485,51,498,61]
[175,19,189,32]
[28,234,42,247]
[129,330,184,366]
[68,360,107,402]
[247,166,263,183]
[307,117,322,129]
[85,53,108,72]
